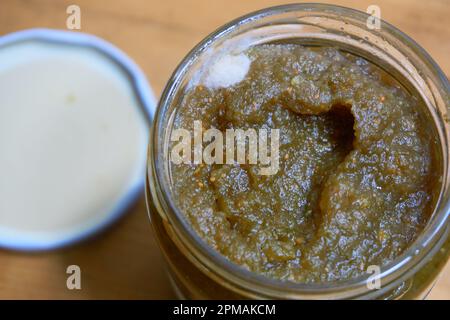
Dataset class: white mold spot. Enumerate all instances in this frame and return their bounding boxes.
[203,53,251,89]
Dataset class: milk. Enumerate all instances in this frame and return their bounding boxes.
[0,40,149,248]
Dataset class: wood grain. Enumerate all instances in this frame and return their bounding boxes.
[0,0,448,299]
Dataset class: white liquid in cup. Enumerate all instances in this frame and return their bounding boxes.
[0,40,149,249]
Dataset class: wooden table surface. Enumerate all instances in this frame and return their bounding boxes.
[0,0,448,299]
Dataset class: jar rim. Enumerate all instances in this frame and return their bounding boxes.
[149,3,450,299]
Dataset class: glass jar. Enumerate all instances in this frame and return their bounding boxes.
[146,4,450,299]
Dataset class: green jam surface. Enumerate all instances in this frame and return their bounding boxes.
[170,45,439,283]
